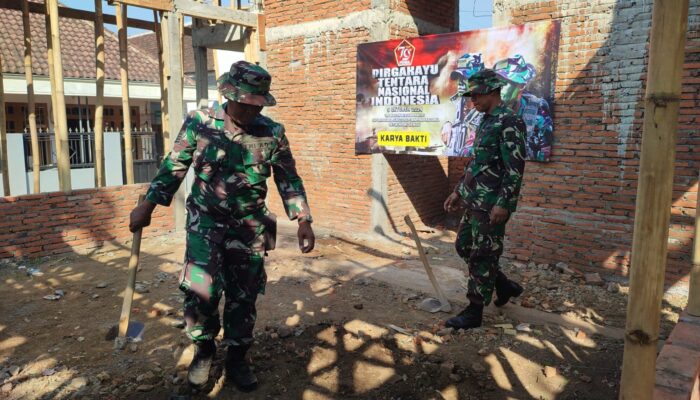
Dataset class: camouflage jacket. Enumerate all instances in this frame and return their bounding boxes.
[146,104,312,224]
[455,104,526,213]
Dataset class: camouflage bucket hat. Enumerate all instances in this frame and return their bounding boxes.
[217,60,276,107]
[463,68,507,97]
[493,54,537,86]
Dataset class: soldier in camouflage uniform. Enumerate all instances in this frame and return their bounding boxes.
[129,61,315,391]
[443,69,526,330]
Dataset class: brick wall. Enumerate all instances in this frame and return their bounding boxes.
[264,0,457,232]
[462,0,700,283]
[0,184,174,259]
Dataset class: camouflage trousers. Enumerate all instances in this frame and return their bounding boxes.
[455,209,507,306]
[179,209,274,346]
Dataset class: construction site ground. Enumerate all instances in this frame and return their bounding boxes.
[0,224,688,400]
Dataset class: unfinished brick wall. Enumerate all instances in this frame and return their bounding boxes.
[0,184,174,259]
[264,0,457,232]
[455,0,700,283]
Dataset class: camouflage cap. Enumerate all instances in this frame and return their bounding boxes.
[217,60,276,107]
[462,68,507,97]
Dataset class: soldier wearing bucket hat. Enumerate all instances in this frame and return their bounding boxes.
[129,60,315,391]
[443,68,527,331]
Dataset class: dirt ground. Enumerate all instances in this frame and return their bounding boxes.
[0,227,688,400]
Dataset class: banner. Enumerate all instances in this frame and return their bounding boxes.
[355,21,560,162]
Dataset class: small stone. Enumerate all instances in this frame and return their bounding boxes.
[91,294,100,300]
[8,366,20,377]
[96,282,108,289]
[353,303,363,310]
[277,326,292,338]
[437,328,454,337]
[477,348,489,356]
[544,366,557,378]
[1,383,12,394]
[96,371,111,382]
[607,282,620,293]
[42,368,56,376]
[77,336,85,342]
[136,384,154,392]
[136,371,155,383]
[503,329,517,336]
[129,344,139,353]
[471,362,486,373]
[493,324,513,329]
[580,375,592,383]
[354,277,369,286]
[134,284,149,294]
[440,361,455,373]
[584,273,604,286]
[516,323,531,332]
[449,373,463,382]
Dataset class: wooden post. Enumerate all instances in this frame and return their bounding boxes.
[154,11,169,154]
[193,19,209,109]
[46,0,72,192]
[0,54,9,196]
[116,3,134,184]
[22,0,40,193]
[688,173,700,316]
[94,0,106,187]
[165,11,185,231]
[619,1,690,399]
[157,11,171,153]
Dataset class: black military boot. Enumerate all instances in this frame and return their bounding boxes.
[187,340,216,388]
[494,271,524,307]
[226,345,258,392]
[444,303,484,330]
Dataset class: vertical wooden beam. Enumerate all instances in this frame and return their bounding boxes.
[619,1,690,399]
[165,11,185,231]
[46,0,72,192]
[155,11,170,153]
[116,3,134,185]
[22,0,40,193]
[0,54,9,196]
[44,9,58,136]
[689,173,700,316]
[193,19,209,109]
[94,0,106,187]
[212,0,223,106]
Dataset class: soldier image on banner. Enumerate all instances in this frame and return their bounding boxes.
[445,53,485,157]
[493,55,554,161]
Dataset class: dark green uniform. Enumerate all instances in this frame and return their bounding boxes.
[146,105,311,345]
[453,104,526,306]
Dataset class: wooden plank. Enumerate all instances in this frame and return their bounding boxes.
[0,0,182,33]
[108,0,172,11]
[116,3,134,184]
[94,0,106,187]
[46,0,72,192]
[22,0,40,193]
[0,53,9,196]
[193,19,209,109]
[44,5,59,176]
[155,10,170,153]
[257,13,266,52]
[619,1,690,399]
[689,168,700,316]
[172,0,257,27]
[191,22,246,50]
[164,11,185,231]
